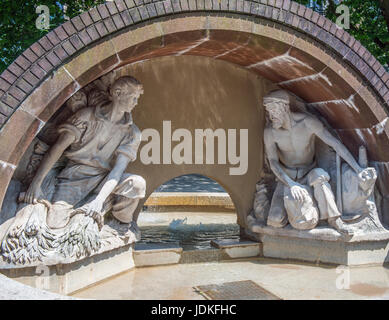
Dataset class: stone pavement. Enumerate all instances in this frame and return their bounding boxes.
[75,212,389,300]
[72,257,389,300]
[0,274,74,300]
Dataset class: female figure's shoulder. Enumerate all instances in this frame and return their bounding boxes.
[66,107,96,127]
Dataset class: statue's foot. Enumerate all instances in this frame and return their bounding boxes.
[328,217,354,237]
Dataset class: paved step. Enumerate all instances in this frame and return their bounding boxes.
[133,243,183,267]
[144,174,234,211]
[133,240,262,267]
[211,239,262,259]
[144,192,234,210]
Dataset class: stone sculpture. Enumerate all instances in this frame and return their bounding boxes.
[0,75,146,266]
[250,89,381,237]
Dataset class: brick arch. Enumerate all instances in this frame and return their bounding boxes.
[0,0,389,211]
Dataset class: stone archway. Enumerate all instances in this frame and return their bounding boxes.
[0,1,389,295]
[114,55,270,226]
[0,0,389,230]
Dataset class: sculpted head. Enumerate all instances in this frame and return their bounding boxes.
[263,90,291,129]
[110,76,144,112]
[67,90,87,113]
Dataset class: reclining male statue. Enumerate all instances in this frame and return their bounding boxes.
[21,76,146,236]
[263,89,376,235]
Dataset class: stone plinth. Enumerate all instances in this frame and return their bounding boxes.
[0,244,135,295]
[133,243,183,267]
[211,239,262,259]
[248,224,389,266]
[145,192,235,211]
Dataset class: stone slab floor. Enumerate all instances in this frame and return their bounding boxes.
[71,210,389,300]
[71,258,389,300]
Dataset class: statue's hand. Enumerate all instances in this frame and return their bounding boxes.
[79,198,105,229]
[82,198,104,217]
[24,182,42,204]
[290,184,309,203]
[358,167,377,181]
[358,167,377,192]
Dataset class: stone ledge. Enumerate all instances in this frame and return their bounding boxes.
[211,239,260,248]
[179,248,230,263]
[211,239,262,259]
[133,243,183,266]
[0,244,135,295]
[259,234,389,266]
[250,223,389,243]
[134,240,262,266]
[145,192,235,209]
[134,242,183,252]
[0,273,73,300]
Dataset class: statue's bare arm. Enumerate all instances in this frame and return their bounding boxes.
[82,154,131,216]
[83,128,142,216]
[304,117,362,173]
[24,132,75,204]
[264,128,308,202]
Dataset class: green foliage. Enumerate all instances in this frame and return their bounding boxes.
[0,0,104,73]
[294,0,389,68]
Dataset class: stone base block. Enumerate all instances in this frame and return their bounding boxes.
[0,244,135,295]
[179,248,229,263]
[211,240,262,259]
[133,243,183,267]
[260,235,389,266]
[144,192,235,211]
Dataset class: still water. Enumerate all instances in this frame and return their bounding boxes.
[138,213,240,250]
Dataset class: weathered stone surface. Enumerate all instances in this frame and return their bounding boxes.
[211,240,261,258]
[133,243,183,267]
[63,40,119,87]
[258,233,389,266]
[249,89,384,239]
[0,244,134,295]
[0,109,42,166]
[19,67,78,122]
[0,162,16,212]
[0,273,73,300]
[0,12,387,233]
[0,76,146,267]
[0,5,387,162]
[0,1,388,295]
[145,192,234,209]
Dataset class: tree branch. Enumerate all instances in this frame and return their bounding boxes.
[379,0,389,34]
[348,21,388,50]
